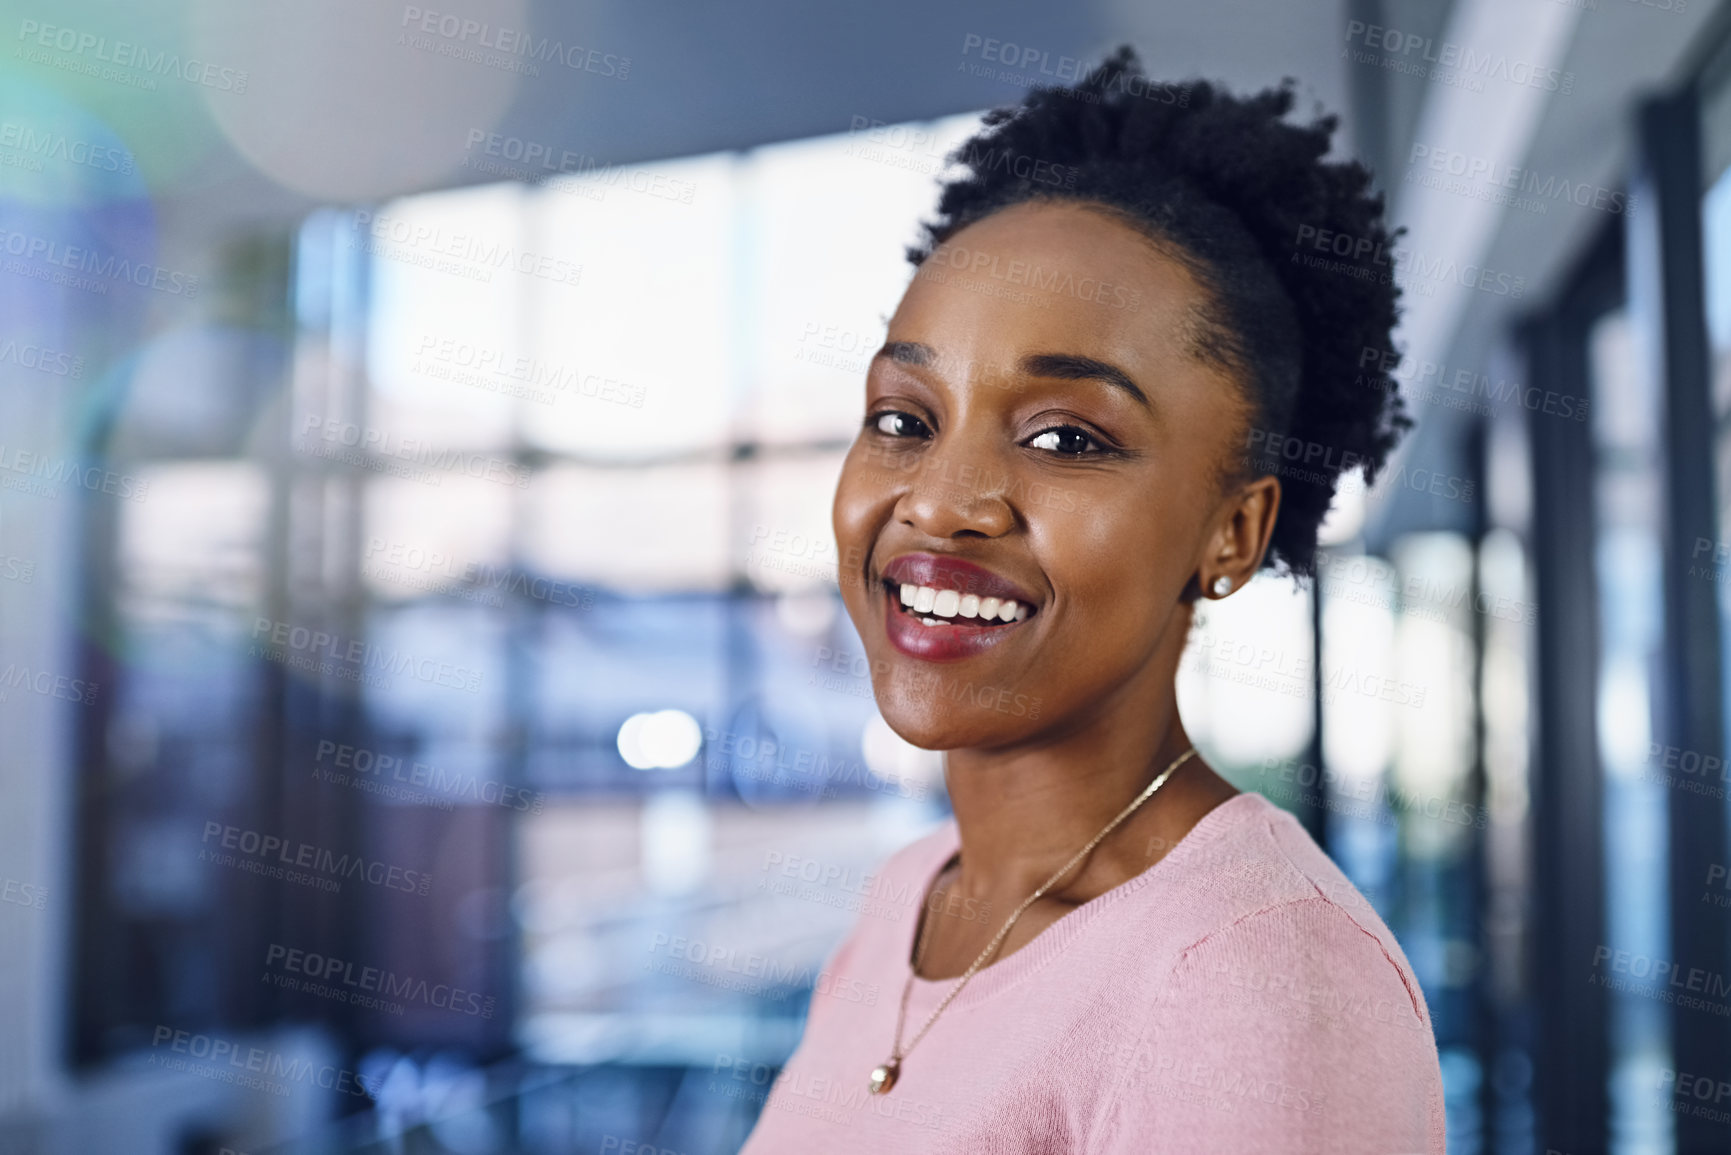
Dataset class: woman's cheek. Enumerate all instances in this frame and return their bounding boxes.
[832,449,885,601]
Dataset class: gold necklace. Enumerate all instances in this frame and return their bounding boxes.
[867,745,1197,1095]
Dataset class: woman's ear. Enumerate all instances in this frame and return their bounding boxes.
[1196,475,1280,597]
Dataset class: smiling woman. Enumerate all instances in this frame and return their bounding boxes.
[738,46,1443,1155]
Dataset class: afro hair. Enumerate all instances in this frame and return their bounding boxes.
[906,45,1412,584]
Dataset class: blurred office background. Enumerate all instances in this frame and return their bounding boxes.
[2,0,1731,1152]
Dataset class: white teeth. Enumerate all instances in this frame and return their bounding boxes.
[892,581,1034,625]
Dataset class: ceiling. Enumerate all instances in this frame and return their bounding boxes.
[13,0,1727,549]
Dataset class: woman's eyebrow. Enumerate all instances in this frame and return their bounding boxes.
[873,340,937,367]
[1018,352,1150,408]
[870,342,1152,411]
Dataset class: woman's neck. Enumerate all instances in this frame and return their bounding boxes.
[937,679,1239,908]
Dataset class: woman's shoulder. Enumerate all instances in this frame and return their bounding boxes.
[1089,793,1446,1152]
[1155,791,1425,1014]
[1114,800,1426,1032]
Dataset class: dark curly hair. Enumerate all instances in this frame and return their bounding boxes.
[905,45,1411,584]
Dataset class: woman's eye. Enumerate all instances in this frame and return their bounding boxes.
[1026,426,1101,455]
[870,411,929,438]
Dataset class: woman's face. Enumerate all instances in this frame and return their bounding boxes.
[832,199,1277,750]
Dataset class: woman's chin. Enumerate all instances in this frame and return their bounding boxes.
[872,690,1038,752]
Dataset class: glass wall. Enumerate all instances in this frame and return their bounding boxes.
[1586,307,1674,1152]
[80,106,1356,1150]
[70,98,1610,1152]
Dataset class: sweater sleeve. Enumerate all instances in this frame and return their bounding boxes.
[1092,898,1447,1154]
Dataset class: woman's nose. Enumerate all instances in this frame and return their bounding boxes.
[894,447,1017,539]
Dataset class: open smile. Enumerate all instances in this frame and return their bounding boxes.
[878,553,1039,662]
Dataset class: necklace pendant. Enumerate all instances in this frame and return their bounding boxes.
[868,1059,899,1095]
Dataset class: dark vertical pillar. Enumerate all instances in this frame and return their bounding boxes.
[1524,305,1610,1155]
[1631,89,1731,1155]
[1461,417,1496,1150]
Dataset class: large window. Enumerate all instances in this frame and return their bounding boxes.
[1587,307,1674,1152]
[82,109,1354,1150]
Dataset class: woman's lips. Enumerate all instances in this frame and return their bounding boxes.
[881,553,1036,606]
[877,553,1038,662]
[881,582,1033,661]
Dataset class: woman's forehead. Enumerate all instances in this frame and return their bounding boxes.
[887,203,1231,392]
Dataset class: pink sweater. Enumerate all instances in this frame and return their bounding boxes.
[737,790,1446,1153]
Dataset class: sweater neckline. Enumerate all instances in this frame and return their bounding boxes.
[897,789,1269,1011]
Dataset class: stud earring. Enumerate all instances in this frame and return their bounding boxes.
[1210,575,1232,597]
